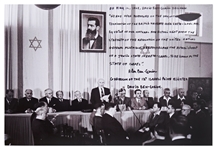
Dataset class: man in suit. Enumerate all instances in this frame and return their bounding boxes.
[71,91,89,111]
[165,103,180,140]
[5,89,18,113]
[141,102,168,133]
[173,88,187,109]
[18,89,38,113]
[197,86,208,101]
[40,88,58,113]
[159,88,174,108]
[55,90,70,112]
[102,103,130,145]
[83,17,102,49]
[191,100,208,145]
[143,90,154,109]
[131,89,148,110]
[90,79,111,106]
[181,104,193,139]
[169,115,192,145]
[187,91,207,110]
[135,102,168,144]
[32,101,73,145]
[113,88,131,111]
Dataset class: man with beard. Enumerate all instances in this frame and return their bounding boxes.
[83,17,102,49]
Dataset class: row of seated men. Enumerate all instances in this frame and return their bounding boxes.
[5,85,210,114]
[30,99,212,145]
[5,89,91,113]
[90,100,212,145]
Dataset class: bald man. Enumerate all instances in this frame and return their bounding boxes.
[90,79,112,106]
[18,89,38,113]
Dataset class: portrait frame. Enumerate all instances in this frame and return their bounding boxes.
[79,10,106,53]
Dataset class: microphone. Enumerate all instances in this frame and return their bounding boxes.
[130,109,142,127]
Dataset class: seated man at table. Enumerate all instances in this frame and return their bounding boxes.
[40,88,58,113]
[143,90,154,109]
[55,90,70,112]
[159,88,175,108]
[173,88,187,109]
[5,89,18,113]
[31,101,73,145]
[135,102,168,144]
[187,91,207,111]
[102,103,130,145]
[18,89,38,113]
[71,91,89,111]
[131,89,148,110]
[113,88,131,111]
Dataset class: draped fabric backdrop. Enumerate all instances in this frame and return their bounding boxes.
[157,4,186,97]
[5,4,206,102]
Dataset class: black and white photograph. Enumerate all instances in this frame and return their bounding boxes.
[80,10,106,52]
[4,3,213,146]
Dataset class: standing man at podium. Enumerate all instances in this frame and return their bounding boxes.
[90,79,112,106]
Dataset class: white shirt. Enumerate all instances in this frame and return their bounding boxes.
[120,97,125,102]
[163,96,171,103]
[177,95,185,101]
[153,110,161,118]
[99,87,105,98]
[169,112,174,118]
[195,109,201,114]
[89,33,98,48]
[136,98,141,103]
[78,98,82,102]
[95,113,102,117]
[6,98,10,104]
[27,98,31,102]
[46,97,51,103]
[105,111,114,117]
[172,135,186,141]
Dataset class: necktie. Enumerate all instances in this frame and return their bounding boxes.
[138,99,141,107]
[101,88,104,97]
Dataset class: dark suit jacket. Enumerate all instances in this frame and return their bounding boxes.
[145,97,155,109]
[31,118,55,145]
[39,97,58,109]
[113,96,131,110]
[191,110,207,144]
[131,97,148,110]
[18,97,38,113]
[5,97,18,113]
[102,113,128,145]
[144,111,168,132]
[55,99,70,112]
[83,35,102,49]
[173,95,187,109]
[159,96,174,107]
[90,87,111,106]
[71,98,89,111]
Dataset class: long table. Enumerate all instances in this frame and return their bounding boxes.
[5,110,151,145]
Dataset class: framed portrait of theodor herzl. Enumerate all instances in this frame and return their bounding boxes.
[79,10,106,53]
